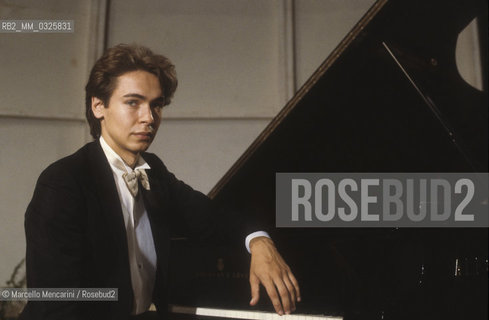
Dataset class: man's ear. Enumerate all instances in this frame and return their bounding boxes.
[91,97,105,119]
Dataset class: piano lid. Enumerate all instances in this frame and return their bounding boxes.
[209,0,488,202]
[169,1,488,319]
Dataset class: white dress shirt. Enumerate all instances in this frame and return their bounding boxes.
[99,137,270,314]
[100,137,156,315]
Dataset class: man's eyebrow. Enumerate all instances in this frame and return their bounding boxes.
[122,93,165,102]
[122,93,146,99]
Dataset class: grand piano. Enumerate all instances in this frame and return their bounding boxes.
[168,0,488,319]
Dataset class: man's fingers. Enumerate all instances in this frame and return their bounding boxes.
[249,274,260,306]
[248,237,300,315]
[288,271,301,302]
[282,275,296,311]
[275,278,292,314]
[262,279,284,315]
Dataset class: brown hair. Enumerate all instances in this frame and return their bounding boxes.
[85,44,178,139]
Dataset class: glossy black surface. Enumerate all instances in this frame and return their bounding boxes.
[169,0,488,319]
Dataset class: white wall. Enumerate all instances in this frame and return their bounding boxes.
[0,0,96,285]
[0,0,483,285]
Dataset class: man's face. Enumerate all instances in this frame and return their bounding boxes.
[92,70,164,163]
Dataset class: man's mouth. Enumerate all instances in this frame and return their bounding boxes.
[133,132,153,139]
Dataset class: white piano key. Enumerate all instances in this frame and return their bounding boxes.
[169,305,342,320]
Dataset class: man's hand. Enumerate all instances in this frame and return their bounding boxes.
[249,237,301,315]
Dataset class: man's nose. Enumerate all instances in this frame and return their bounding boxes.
[139,103,154,124]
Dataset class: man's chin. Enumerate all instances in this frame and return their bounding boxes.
[129,141,152,154]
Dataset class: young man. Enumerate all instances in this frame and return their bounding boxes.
[21,44,300,320]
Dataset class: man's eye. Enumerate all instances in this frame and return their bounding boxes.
[126,100,139,107]
[151,102,164,110]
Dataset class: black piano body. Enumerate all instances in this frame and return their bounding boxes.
[168,0,488,319]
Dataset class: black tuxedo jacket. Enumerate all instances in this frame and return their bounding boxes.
[20,141,256,320]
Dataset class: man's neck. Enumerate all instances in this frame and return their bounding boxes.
[99,135,139,169]
[120,153,139,169]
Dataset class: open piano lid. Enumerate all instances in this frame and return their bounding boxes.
[210,0,487,203]
[169,0,488,319]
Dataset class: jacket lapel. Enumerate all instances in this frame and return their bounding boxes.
[86,141,130,259]
[140,155,171,296]
[85,141,135,313]
[140,157,170,242]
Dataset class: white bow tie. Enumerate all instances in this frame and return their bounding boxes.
[123,169,150,197]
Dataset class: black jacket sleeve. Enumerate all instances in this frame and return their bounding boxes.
[147,153,260,247]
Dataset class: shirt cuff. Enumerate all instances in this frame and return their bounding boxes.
[245,231,270,253]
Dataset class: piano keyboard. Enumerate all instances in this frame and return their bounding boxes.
[169,305,342,320]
